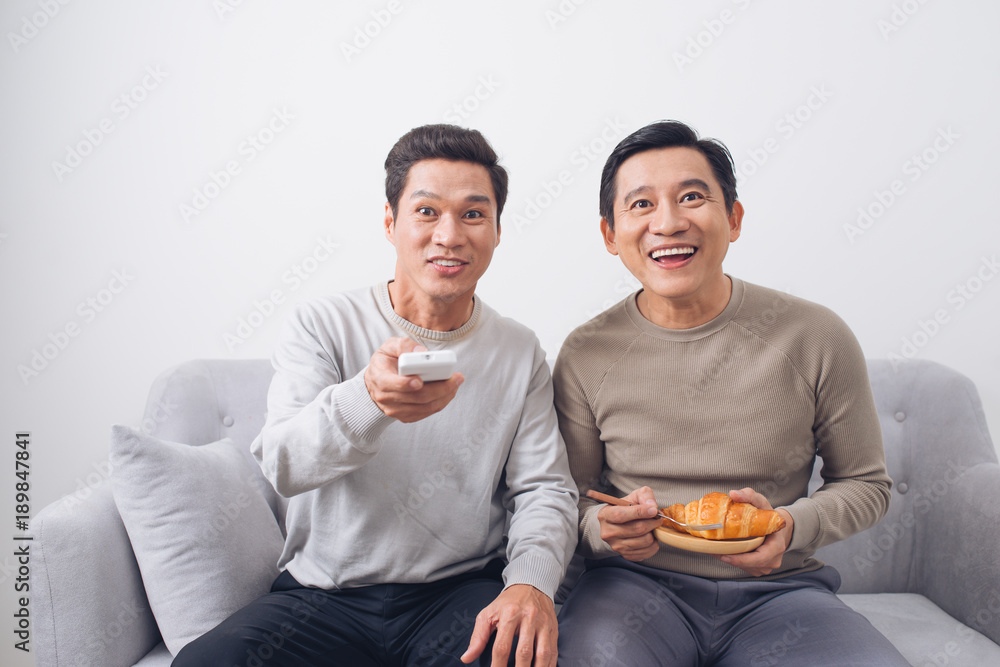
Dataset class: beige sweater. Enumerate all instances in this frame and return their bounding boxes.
[553,277,892,580]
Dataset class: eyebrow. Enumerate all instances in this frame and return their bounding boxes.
[409,190,493,205]
[621,185,652,206]
[409,189,440,200]
[678,178,712,193]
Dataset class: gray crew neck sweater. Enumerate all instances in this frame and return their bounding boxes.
[251,282,578,597]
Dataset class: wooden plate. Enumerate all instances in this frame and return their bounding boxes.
[654,526,764,555]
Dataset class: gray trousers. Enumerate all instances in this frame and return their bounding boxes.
[556,559,909,667]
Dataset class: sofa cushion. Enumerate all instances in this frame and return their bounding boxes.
[109,425,283,656]
[841,593,1000,666]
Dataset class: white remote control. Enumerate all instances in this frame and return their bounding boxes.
[397,350,457,382]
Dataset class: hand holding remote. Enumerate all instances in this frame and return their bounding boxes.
[364,337,463,423]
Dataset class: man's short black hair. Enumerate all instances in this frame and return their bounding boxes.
[384,124,508,222]
[599,120,738,228]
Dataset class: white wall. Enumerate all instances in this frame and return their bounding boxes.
[2,1,998,663]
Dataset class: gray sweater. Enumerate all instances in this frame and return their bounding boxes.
[251,282,578,598]
[554,277,892,580]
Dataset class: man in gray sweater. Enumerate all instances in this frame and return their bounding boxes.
[173,125,577,667]
[553,121,909,665]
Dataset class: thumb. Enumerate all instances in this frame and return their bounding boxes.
[460,615,493,664]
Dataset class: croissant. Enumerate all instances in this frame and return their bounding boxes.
[662,492,785,540]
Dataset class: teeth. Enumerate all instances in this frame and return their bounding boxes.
[651,247,695,259]
[432,259,462,267]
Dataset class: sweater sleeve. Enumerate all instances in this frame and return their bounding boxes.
[552,349,618,560]
[783,316,893,554]
[499,344,580,599]
[251,301,395,497]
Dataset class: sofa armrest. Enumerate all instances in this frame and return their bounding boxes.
[918,460,1000,645]
[31,481,162,667]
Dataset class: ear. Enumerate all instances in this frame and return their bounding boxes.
[600,217,619,256]
[384,203,395,245]
[728,200,744,243]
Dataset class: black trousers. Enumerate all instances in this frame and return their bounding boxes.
[172,559,508,667]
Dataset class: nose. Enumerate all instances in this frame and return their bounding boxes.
[649,203,690,236]
[432,212,466,247]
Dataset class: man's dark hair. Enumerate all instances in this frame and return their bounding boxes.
[599,120,738,228]
[384,124,509,223]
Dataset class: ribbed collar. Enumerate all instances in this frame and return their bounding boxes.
[376,281,482,345]
[624,275,745,341]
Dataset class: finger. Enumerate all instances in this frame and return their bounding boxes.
[533,620,558,667]
[728,487,771,509]
[628,485,658,507]
[490,615,517,667]
[512,620,536,667]
[601,503,659,525]
[461,615,494,664]
[621,543,660,562]
[380,336,425,357]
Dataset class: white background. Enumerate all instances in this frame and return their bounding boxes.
[2,1,999,664]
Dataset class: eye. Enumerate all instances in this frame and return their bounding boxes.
[463,210,484,219]
[417,206,435,216]
[630,199,652,210]
[681,192,704,203]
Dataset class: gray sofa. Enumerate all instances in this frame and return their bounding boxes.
[29,358,1000,666]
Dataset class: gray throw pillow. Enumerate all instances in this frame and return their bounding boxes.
[109,425,283,656]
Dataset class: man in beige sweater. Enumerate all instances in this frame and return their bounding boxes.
[553,121,909,665]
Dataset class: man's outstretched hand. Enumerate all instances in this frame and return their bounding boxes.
[461,584,557,667]
[364,337,463,423]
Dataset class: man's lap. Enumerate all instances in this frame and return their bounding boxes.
[557,559,909,667]
[172,560,506,667]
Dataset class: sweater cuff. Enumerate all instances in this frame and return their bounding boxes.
[502,553,563,601]
[783,497,822,553]
[335,368,395,449]
[580,504,617,559]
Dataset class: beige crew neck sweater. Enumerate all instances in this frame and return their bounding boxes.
[553,277,892,580]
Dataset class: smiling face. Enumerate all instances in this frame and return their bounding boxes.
[602,146,743,328]
[385,158,500,329]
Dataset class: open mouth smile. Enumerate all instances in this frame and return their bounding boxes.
[650,246,697,267]
[427,257,468,275]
